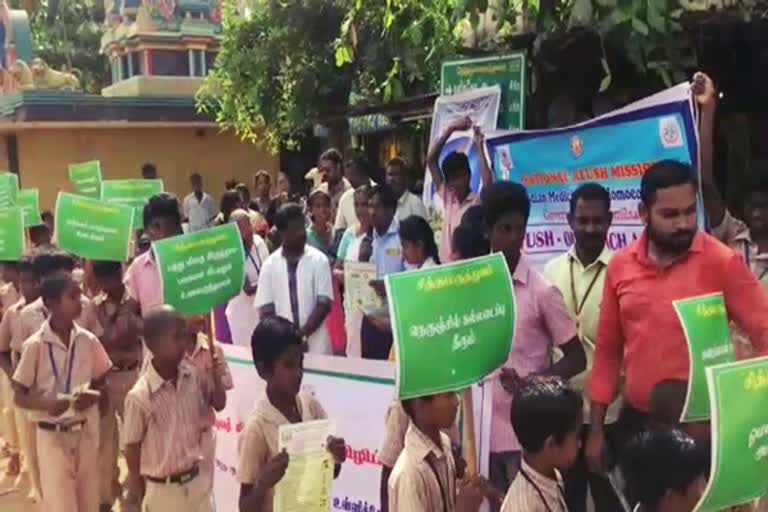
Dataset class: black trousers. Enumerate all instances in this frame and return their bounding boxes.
[564,405,649,512]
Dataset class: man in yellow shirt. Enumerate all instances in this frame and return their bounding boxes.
[543,182,622,512]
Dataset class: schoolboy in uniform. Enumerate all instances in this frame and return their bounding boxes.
[123,305,225,511]
[183,314,233,492]
[500,376,582,512]
[238,317,346,512]
[0,254,36,480]
[0,260,19,459]
[88,260,143,511]
[12,271,112,512]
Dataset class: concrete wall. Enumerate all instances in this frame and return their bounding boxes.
[15,127,278,210]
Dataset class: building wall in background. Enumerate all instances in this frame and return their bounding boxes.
[14,127,278,210]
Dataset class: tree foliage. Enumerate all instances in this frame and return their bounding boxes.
[11,0,110,93]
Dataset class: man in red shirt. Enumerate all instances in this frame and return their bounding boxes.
[586,160,768,474]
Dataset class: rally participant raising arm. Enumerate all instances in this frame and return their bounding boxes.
[426,116,494,263]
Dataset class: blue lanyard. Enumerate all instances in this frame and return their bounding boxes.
[247,249,262,274]
[48,341,76,394]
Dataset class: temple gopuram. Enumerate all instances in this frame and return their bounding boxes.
[0,0,275,209]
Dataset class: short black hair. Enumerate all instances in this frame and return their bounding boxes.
[452,222,489,260]
[319,148,343,165]
[399,216,440,265]
[141,162,157,178]
[143,193,181,230]
[225,179,238,190]
[33,249,75,278]
[369,183,398,211]
[91,260,123,280]
[143,305,183,347]
[621,429,708,510]
[190,172,202,181]
[460,205,484,226]
[40,270,75,302]
[29,224,50,240]
[441,152,470,181]
[569,183,611,214]
[308,189,331,209]
[219,190,242,223]
[387,157,407,171]
[640,160,697,205]
[251,316,302,368]
[482,181,531,228]
[511,376,583,453]
[41,210,53,223]
[274,203,305,232]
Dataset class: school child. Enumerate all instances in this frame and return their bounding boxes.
[620,428,708,512]
[399,215,441,270]
[388,391,496,512]
[0,254,36,480]
[500,376,583,512]
[123,305,225,511]
[88,260,143,510]
[183,314,233,492]
[0,259,20,471]
[12,271,112,512]
[0,260,20,311]
[238,316,346,512]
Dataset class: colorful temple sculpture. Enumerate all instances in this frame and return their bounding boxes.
[0,0,275,209]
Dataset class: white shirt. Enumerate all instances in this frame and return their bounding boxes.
[226,235,270,347]
[182,192,216,232]
[255,245,334,354]
[334,187,358,232]
[395,191,428,222]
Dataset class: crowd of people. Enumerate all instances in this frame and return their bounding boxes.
[0,71,765,512]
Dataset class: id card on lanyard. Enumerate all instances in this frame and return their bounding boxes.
[48,341,76,395]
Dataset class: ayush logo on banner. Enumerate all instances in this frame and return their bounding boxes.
[54,192,134,261]
[153,224,245,316]
[386,253,515,399]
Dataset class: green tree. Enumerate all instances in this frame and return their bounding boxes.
[11,0,109,93]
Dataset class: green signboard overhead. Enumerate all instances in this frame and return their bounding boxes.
[153,223,246,316]
[0,207,25,261]
[67,160,103,199]
[441,53,526,130]
[101,179,164,230]
[0,173,20,208]
[386,253,515,399]
[17,189,43,227]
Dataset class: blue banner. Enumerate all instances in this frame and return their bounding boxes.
[487,85,699,268]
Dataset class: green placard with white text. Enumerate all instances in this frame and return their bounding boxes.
[696,357,768,511]
[54,192,134,261]
[441,54,526,130]
[17,189,42,227]
[0,173,19,207]
[153,223,245,316]
[0,207,25,260]
[67,160,102,198]
[101,179,164,230]
[674,293,735,422]
[386,253,515,399]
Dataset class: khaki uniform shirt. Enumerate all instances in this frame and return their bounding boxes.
[123,360,211,479]
[186,333,234,427]
[12,320,112,424]
[238,391,327,512]
[0,298,25,354]
[388,425,457,512]
[544,247,621,423]
[501,459,567,512]
[86,291,143,368]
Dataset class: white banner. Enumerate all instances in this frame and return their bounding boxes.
[423,86,502,211]
[214,345,493,512]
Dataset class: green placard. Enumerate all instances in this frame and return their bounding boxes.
[386,253,515,399]
[17,189,42,227]
[441,53,526,130]
[0,173,19,207]
[153,223,246,316]
[674,293,735,422]
[0,207,25,260]
[696,357,768,511]
[67,160,102,198]
[54,192,134,261]
[101,179,164,230]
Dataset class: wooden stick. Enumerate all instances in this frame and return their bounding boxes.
[462,387,478,477]
[205,312,215,351]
